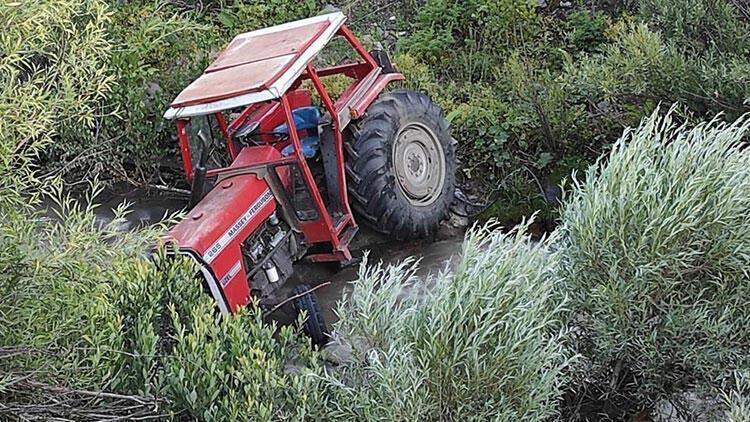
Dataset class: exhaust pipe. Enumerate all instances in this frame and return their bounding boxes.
[190,130,210,207]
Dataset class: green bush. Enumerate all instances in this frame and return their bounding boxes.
[566,11,611,54]
[0,0,114,203]
[162,297,322,421]
[320,222,570,420]
[0,185,322,420]
[724,373,750,422]
[0,185,177,410]
[639,0,750,54]
[400,0,539,81]
[559,109,750,418]
[571,21,750,122]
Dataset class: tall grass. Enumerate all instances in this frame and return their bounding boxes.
[559,108,750,417]
[320,222,570,421]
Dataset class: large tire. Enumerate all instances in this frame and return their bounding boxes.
[292,284,329,347]
[346,90,455,239]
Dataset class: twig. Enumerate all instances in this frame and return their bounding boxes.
[352,1,399,24]
[268,282,331,314]
[20,380,150,405]
[143,184,191,196]
[112,164,190,196]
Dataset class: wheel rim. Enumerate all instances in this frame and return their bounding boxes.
[392,122,445,206]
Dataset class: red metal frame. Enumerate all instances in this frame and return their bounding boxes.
[176,119,193,182]
[172,23,402,263]
[305,63,354,226]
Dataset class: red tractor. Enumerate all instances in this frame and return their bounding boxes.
[164,12,455,345]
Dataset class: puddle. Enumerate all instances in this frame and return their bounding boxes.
[283,231,464,325]
[93,190,187,231]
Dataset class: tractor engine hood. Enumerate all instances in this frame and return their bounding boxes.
[166,146,281,313]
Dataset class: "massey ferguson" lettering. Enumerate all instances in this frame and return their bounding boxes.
[203,189,273,263]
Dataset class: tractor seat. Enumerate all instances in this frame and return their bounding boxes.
[274,106,321,158]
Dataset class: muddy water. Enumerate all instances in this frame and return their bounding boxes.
[284,233,464,325]
[92,189,465,325]
[92,190,187,231]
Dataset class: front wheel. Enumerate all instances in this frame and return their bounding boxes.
[292,284,329,347]
[346,90,456,239]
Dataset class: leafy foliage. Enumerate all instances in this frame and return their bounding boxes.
[0,185,321,420]
[559,109,750,418]
[321,222,570,420]
[0,0,114,202]
[400,0,539,80]
[639,0,750,54]
[724,372,750,422]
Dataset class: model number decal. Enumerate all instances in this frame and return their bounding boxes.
[218,261,242,287]
[203,189,273,263]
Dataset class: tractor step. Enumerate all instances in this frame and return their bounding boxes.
[304,224,357,263]
[338,225,358,247]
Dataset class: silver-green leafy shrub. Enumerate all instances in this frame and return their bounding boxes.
[724,372,750,422]
[0,186,179,417]
[163,296,322,421]
[320,222,570,421]
[560,109,750,416]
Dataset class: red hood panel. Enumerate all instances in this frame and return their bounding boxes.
[168,146,281,261]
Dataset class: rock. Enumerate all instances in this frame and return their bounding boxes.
[654,391,725,421]
[323,339,353,365]
[319,4,339,14]
[437,212,469,240]
[146,81,161,97]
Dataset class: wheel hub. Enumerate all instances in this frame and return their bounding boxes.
[393,122,445,206]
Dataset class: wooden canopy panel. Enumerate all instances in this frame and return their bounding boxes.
[170,16,335,108]
[206,21,328,73]
[172,55,293,107]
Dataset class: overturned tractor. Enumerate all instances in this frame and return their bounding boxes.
[164,12,455,345]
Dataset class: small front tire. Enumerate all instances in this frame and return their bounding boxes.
[292,284,329,347]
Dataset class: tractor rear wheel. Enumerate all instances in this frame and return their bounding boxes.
[292,284,329,347]
[346,90,455,239]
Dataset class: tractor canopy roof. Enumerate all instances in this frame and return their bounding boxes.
[163,12,346,120]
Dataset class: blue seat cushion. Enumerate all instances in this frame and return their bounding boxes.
[273,106,321,134]
[281,136,319,158]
